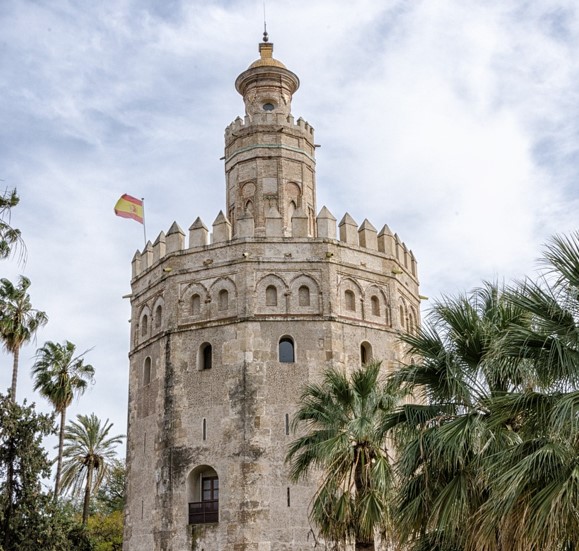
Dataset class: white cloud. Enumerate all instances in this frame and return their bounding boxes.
[0,0,578,460]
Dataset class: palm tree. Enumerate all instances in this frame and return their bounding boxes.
[0,188,25,262]
[32,340,95,498]
[387,282,530,551]
[471,232,579,551]
[286,362,400,550]
[0,276,48,400]
[60,413,124,524]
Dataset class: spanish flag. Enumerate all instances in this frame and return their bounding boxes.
[114,194,144,224]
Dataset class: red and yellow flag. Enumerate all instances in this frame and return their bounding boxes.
[114,194,144,224]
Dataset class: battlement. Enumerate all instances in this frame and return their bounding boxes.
[225,113,314,140]
[132,207,417,280]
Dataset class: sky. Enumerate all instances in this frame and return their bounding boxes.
[1,0,578,463]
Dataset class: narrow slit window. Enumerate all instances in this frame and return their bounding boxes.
[287,487,291,507]
[345,290,356,312]
[285,413,290,435]
[298,285,310,307]
[202,418,207,441]
[218,289,228,311]
[371,296,380,316]
[191,294,201,315]
[141,314,148,336]
[143,357,152,385]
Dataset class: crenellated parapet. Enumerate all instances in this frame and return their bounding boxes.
[224,113,314,142]
[131,207,418,280]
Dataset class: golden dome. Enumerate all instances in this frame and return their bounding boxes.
[248,41,287,70]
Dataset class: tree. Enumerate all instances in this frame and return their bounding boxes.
[472,232,579,551]
[86,510,123,551]
[0,276,48,400]
[286,362,399,550]
[0,393,92,551]
[0,393,54,549]
[32,340,95,499]
[93,459,126,514]
[387,282,530,551]
[389,233,579,551]
[60,414,124,525]
[0,188,25,262]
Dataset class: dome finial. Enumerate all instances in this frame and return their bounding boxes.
[262,1,269,43]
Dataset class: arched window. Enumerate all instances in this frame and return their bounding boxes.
[371,296,380,316]
[141,314,148,337]
[191,294,201,315]
[298,285,310,307]
[218,289,228,311]
[345,290,356,312]
[155,305,162,328]
[143,357,152,385]
[400,305,407,329]
[279,336,295,363]
[199,343,212,370]
[266,285,278,307]
[245,200,254,215]
[361,342,373,366]
[187,466,219,525]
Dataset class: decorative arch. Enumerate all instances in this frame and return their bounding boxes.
[186,465,219,525]
[408,306,419,334]
[180,282,209,321]
[365,285,391,325]
[289,273,321,313]
[399,298,408,331]
[255,273,288,314]
[209,277,237,317]
[240,181,256,198]
[152,296,164,331]
[138,305,151,340]
[338,278,363,317]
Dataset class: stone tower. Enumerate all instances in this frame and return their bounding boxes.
[123,35,421,551]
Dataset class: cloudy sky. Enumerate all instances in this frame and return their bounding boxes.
[1,0,578,460]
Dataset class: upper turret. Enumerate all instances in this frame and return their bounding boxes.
[235,32,300,118]
[225,35,316,237]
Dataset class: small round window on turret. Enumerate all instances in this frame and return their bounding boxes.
[263,102,275,111]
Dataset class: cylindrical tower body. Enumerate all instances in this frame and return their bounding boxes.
[123,38,421,551]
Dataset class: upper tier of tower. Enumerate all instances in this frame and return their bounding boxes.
[225,36,316,238]
[235,34,300,117]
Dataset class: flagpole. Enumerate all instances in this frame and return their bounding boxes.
[142,197,147,246]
